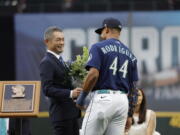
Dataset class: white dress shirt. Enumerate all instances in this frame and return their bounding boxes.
[47,50,61,59]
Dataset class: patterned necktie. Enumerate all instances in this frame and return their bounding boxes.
[0,118,7,135]
[59,56,67,68]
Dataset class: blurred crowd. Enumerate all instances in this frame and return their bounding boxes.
[0,0,179,14]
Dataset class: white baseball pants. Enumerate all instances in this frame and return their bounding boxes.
[80,90,128,135]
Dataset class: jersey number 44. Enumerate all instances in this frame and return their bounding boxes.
[109,57,128,78]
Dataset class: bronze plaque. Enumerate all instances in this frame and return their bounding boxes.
[2,84,35,112]
[0,81,41,117]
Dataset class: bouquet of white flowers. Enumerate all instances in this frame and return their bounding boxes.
[69,47,89,87]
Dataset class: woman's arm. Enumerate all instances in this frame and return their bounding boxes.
[147,110,156,135]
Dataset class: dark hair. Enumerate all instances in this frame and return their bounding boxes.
[108,27,121,33]
[132,88,147,124]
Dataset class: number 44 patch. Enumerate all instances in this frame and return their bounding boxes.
[109,57,128,78]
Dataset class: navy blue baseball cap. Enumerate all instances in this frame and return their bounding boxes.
[95,17,122,34]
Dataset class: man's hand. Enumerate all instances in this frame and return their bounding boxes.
[125,117,133,133]
[72,87,82,98]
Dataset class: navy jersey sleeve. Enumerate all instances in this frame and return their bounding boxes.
[128,59,138,117]
[86,44,102,71]
[132,60,138,82]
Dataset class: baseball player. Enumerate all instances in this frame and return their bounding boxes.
[76,17,138,135]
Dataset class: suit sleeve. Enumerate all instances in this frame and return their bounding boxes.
[39,60,71,99]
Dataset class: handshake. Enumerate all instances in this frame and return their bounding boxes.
[71,87,83,99]
[72,87,90,110]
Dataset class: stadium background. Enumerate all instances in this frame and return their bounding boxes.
[0,0,180,135]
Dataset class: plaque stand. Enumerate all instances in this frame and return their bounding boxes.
[9,117,32,135]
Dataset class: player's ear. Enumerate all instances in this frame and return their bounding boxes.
[105,27,110,34]
[103,27,108,34]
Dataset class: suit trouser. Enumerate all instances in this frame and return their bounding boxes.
[80,90,128,135]
[52,118,79,135]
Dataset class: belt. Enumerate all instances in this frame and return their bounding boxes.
[95,89,126,94]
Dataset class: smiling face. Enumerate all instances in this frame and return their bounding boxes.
[136,89,143,106]
[45,31,64,54]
